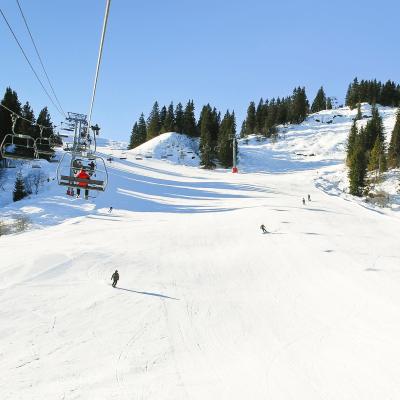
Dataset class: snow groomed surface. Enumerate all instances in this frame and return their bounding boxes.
[1,105,400,399]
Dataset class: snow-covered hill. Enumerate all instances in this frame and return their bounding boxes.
[239,103,397,172]
[1,104,400,399]
[127,132,200,166]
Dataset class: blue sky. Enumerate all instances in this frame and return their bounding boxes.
[1,0,399,140]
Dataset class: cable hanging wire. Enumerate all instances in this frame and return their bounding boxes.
[0,102,55,130]
[0,7,65,118]
[87,0,111,130]
[15,0,66,118]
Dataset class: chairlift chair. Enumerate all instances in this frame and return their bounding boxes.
[35,137,55,159]
[0,133,37,160]
[0,115,37,160]
[57,152,108,193]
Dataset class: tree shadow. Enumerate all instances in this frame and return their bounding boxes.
[116,287,179,300]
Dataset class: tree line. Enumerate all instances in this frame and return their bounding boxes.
[345,78,400,109]
[129,100,237,168]
[0,86,55,167]
[346,104,400,196]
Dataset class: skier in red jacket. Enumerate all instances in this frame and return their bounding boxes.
[76,168,90,199]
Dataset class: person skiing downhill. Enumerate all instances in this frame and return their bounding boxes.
[111,270,119,288]
[302,197,306,205]
[308,194,311,201]
[260,224,268,234]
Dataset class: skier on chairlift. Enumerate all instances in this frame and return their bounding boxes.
[111,270,119,288]
[88,160,95,176]
[76,168,90,199]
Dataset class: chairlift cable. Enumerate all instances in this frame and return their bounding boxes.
[87,0,111,130]
[15,0,66,118]
[0,7,65,118]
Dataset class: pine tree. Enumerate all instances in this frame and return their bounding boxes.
[162,102,175,133]
[129,122,139,149]
[182,100,197,136]
[146,101,161,140]
[326,97,333,110]
[364,105,384,152]
[129,120,147,149]
[355,103,362,121]
[255,98,265,134]
[217,110,236,167]
[290,87,309,124]
[199,105,215,168]
[388,110,400,168]
[210,107,220,143]
[345,78,360,109]
[137,113,147,143]
[368,136,387,173]
[13,173,27,202]
[348,136,367,196]
[311,86,327,113]
[19,102,36,137]
[174,103,184,133]
[0,87,22,150]
[346,121,358,166]
[245,102,256,136]
[159,105,167,132]
[240,121,246,138]
[36,107,54,136]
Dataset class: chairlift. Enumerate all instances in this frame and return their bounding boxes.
[57,152,108,193]
[35,128,55,159]
[135,154,143,160]
[0,114,37,160]
[0,133,37,160]
[144,152,153,158]
[61,122,74,132]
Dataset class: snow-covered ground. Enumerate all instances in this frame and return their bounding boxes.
[1,105,400,399]
[127,132,200,167]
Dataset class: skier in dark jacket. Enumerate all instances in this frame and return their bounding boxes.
[111,270,119,287]
[260,224,268,234]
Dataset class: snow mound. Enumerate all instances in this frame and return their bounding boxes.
[128,132,200,166]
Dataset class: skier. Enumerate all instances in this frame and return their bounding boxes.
[108,206,113,213]
[302,197,306,205]
[88,161,95,176]
[76,168,90,199]
[308,194,311,201]
[111,270,119,288]
[260,224,268,234]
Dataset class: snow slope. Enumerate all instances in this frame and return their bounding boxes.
[1,105,400,399]
[127,132,200,167]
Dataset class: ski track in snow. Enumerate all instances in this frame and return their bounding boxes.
[1,105,400,399]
